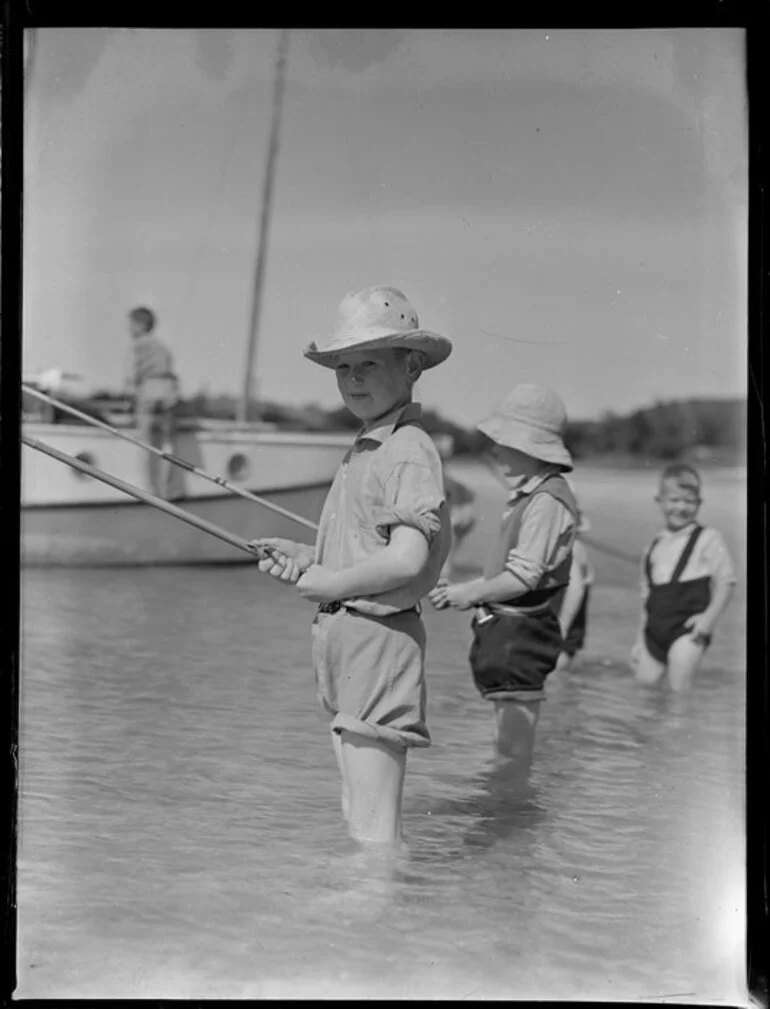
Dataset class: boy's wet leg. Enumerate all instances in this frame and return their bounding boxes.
[554,651,572,674]
[330,726,350,821]
[160,411,177,499]
[633,639,666,685]
[666,635,705,692]
[339,730,406,845]
[493,699,540,771]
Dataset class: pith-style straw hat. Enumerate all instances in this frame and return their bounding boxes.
[478,383,573,471]
[304,286,452,370]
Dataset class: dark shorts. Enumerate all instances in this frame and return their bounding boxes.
[644,577,713,663]
[469,608,562,703]
[643,623,712,664]
[311,608,429,751]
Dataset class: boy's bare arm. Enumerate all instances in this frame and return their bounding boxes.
[685,580,735,637]
[435,495,570,609]
[297,525,429,602]
[468,571,531,604]
[555,554,586,637]
[429,570,530,610]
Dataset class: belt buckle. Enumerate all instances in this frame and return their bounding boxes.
[318,601,342,615]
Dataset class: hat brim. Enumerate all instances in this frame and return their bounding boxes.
[477,415,573,471]
[304,328,452,370]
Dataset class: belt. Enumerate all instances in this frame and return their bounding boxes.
[481,600,553,617]
[317,601,419,617]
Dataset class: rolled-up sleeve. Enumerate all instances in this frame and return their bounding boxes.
[374,462,444,545]
[702,529,737,587]
[505,495,574,589]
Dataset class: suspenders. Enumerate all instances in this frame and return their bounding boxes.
[645,524,703,587]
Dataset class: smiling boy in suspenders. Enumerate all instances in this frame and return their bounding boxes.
[631,463,736,691]
[430,384,578,767]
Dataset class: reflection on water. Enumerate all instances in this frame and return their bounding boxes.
[17,557,746,1002]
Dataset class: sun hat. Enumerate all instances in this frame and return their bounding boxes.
[478,383,573,471]
[303,286,452,369]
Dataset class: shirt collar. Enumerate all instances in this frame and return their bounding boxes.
[356,401,422,445]
[659,520,698,540]
[506,465,561,505]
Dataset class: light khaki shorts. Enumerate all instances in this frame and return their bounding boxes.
[311,608,429,751]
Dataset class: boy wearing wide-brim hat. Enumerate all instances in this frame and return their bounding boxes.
[252,286,452,847]
[430,384,579,768]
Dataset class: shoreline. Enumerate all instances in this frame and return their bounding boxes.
[446,457,746,488]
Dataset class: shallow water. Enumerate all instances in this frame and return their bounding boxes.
[16,467,748,1001]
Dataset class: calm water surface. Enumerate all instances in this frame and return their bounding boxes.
[17,469,747,1000]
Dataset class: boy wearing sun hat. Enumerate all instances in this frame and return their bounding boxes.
[430,383,579,767]
[251,286,452,847]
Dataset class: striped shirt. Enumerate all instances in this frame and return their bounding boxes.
[127,333,176,390]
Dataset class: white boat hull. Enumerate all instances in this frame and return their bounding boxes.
[21,483,328,566]
[21,422,351,566]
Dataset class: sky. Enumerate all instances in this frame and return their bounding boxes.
[23,28,747,424]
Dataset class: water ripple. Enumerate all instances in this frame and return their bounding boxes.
[18,559,745,1001]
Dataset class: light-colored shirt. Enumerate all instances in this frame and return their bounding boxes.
[501,468,577,590]
[315,402,451,617]
[641,522,737,600]
[126,333,176,391]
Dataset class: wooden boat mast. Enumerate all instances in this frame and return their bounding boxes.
[237,29,290,424]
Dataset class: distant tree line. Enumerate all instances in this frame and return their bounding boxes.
[564,398,746,463]
[175,392,745,463]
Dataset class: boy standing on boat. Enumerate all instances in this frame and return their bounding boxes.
[125,306,180,499]
[251,286,452,847]
[429,384,578,768]
[630,463,736,691]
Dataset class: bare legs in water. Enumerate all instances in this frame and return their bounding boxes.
[632,635,707,692]
[492,699,541,779]
[331,727,406,845]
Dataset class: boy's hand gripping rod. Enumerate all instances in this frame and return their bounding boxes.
[22,434,280,560]
[22,384,320,534]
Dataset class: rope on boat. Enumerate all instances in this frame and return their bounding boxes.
[22,384,320,533]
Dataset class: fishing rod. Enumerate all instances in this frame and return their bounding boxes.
[22,384,320,533]
[22,434,273,560]
[579,536,640,566]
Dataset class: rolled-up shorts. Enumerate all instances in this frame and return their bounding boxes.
[136,377,179,440]
[311,608,429,751]
[469,608,562,703]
